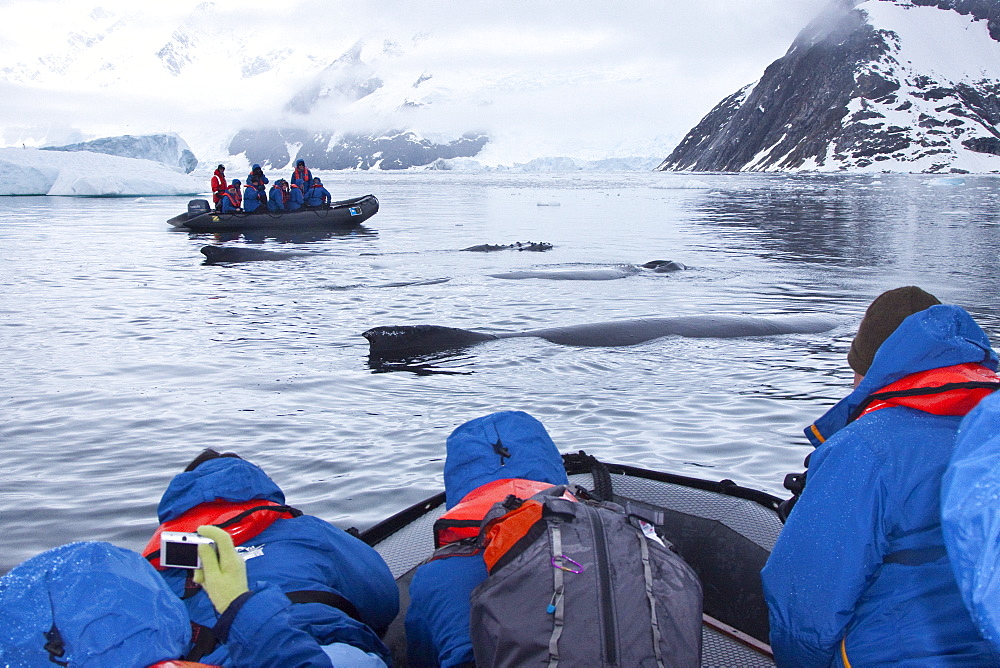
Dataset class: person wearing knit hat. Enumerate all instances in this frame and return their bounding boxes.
[847,285,941,381]
[762,289,1000,667]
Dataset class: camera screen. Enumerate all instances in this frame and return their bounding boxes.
[163,540,200,569]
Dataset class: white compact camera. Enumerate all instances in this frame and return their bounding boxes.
[160,531,216,570]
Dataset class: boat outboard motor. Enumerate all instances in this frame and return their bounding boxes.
[187,199,211,219]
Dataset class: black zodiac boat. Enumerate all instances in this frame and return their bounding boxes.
[168,194,379,232]
[358,452,780,667]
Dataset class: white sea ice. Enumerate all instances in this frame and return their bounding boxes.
[0,147,203,196]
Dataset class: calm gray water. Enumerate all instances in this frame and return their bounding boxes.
[3,170,1000,573]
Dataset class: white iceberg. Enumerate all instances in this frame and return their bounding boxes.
[0,147,203,196]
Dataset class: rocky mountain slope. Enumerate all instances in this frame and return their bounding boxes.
[659,0,1000,173]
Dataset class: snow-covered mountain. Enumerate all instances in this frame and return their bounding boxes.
[658,0,1000,173]
[0,1,825,171]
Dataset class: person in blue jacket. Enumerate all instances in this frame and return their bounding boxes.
[0,538,379,668]
[221,179,242,213]
[942,389,1000,656]
[247,163,269,188]
[268,180,286,211]
[287,181,305,210]
[149,450,399,667]
[291,159,313,191]
[405,411,569,667]
[761,286,1000,667]
[243,179,266,213]
[305,177,332,207]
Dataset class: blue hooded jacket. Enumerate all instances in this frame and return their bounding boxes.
[0,542,190,667]
[243,184,265,213]
[267,185,285,211]
[305,180,331,207]
[762,305,999,666]
[405,411,568,667]
[156,457,398,666]
[287,184,305,210]
[943,390,1000,656]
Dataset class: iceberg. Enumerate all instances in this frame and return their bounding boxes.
[42,133,199,174]
[0,147,203,196]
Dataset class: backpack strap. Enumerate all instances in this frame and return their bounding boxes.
[183,589,365,662]
[185,622,219,662]
[637,528,666,667]
[286,590,362,623]
[547,522,566,668]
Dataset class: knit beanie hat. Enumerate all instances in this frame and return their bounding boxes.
[847,286,941,376]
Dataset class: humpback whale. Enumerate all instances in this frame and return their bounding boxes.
[461,242,553,252]
[363,314,839,356]
[490,260,687,281]
[200,245,309,263]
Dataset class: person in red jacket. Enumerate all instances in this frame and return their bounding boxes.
[210,165,227,210]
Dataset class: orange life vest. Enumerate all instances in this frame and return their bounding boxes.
[433,478,566,548]
[150,661,219,667]
[143,499,300,570]
[853,363,1000,421]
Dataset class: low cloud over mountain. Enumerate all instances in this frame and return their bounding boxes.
[659,0,1000,173]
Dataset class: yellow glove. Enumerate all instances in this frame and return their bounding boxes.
[193,525,249,614]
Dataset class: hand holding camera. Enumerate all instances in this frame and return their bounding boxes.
[193,525,249,614]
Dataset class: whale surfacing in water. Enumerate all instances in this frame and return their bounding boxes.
[490,261,686,281]
[363,314,839,356]
[201,245,308,263]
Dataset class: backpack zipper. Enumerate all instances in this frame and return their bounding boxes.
[589,508,617,665]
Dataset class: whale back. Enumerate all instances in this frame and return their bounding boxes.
[523,315,838,347]
[362,315,839,356]
[364,325,500,356]
[201,245,300,263]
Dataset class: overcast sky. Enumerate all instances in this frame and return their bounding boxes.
[0,0,833,163]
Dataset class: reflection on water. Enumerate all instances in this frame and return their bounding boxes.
[189,224,379,245]
[2,173,1000,573]
[367,350,478,376]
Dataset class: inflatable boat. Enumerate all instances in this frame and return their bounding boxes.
[359,452,780,667]
[167,194,379,232]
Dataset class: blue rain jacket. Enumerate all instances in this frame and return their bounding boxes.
[267,185,285,211]
[0,542,190,667]
[762,305,999,667]
[305,183,331,207]
[243,184,265,213]
[291,164,313,191]
[220,583,389,667]
[156,457,398,666]
[287,185,305,210]
[405,411,568,667]
[943,390,1000,656]
[221,189,241,213]
[246,166,269,186]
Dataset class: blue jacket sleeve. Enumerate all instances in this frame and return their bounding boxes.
[761,432,889,667]
[221,584,334,668]
[405,555,488,668]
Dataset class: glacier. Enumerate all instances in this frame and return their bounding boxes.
[0,148,203,196]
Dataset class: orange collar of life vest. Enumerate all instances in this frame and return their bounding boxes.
[143,499,299,570]
[853,363,1000,422]
[433,478,564,548]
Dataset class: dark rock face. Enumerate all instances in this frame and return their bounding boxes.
[42,133,199,172]
[229,128,488,171]
[659,0,1000,173]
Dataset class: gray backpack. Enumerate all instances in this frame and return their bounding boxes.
[470,488,703,667]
